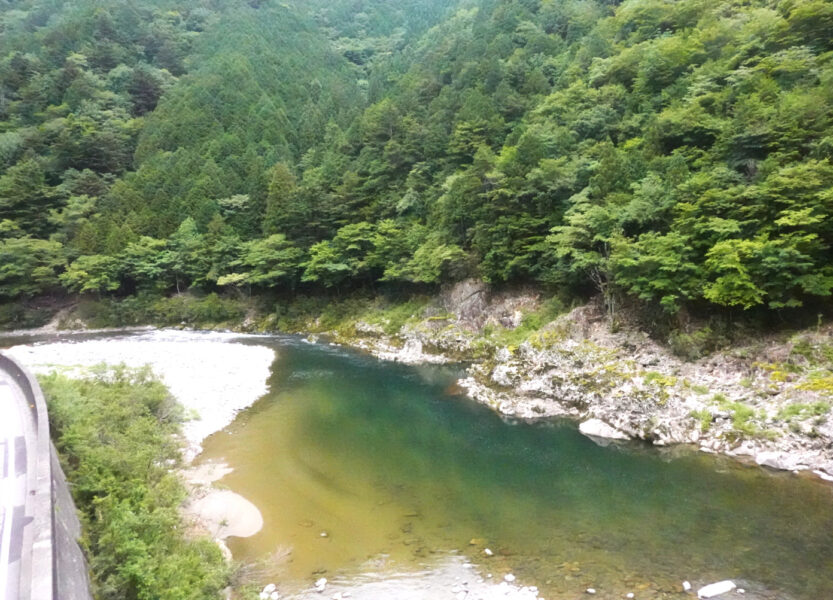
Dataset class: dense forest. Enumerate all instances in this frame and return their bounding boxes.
[2,0,833,323]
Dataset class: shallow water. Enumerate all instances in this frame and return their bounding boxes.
[196,337,833,599]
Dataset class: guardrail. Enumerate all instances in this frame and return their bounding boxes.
[0,353,91,600]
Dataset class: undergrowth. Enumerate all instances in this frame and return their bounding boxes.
[41,366,230,600]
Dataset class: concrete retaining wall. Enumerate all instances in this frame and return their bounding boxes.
[0,353,92,600]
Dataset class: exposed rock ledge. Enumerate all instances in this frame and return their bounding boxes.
[326,282,833,482]
[578,418,630,441]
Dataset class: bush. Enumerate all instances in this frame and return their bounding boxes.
[668,325,730,360]
[41,367,229,600]
[76,293,247,328]
[0,302,55,330]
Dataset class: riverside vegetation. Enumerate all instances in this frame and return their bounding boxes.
[40,366,230,600]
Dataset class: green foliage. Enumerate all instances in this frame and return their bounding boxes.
[75,293,247,328]
[797,374,833,396]
[41,367,229,600]
[60,254,122,294]
[777,401,831,422]
[668,324,731,360]
[690,409,712,432]
[3,0,833,320]
[791,338,833,367]
[479,297,568,349]
[220,234,303,290]
[0,301,56,330]
[0,237,65,299]
[715,397,766,438]
[366,298,431,335]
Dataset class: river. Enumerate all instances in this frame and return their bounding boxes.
[4,331,833,599]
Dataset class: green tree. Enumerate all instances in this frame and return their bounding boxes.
[0,237,66,299]
[60,255,122,295]
[167,218,208,292]
[262,163,298,235]
[218,234,303,291]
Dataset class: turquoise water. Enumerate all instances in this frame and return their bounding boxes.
[197,337,833,599]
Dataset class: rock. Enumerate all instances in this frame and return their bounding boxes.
[263,584,277,594]
[504,574,516,582]
[270,593,279,600]
[492,364,519,387]
[697,580,736,598]
[626,594,635,599]
[579,419,629,441]
[320,531,329,537]
[814,469,833,482]
[484,548,494,556]
[259,594,269,600]
[737,589,745,595]
[755,451,795,471]
[442,279,489,328]
[586,588,596,595]
[683,581,692,592]
[314,578,327,592]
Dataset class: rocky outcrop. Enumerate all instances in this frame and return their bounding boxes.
[327,282,833,482]
[457,305,833,479]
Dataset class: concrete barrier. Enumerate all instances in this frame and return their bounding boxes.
[0,353,92,600]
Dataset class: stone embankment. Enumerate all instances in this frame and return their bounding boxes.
[324,280,833,482]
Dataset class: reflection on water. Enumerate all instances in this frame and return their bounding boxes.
[194,338,833,598]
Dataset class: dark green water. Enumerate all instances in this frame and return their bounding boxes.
[196,337,833,599]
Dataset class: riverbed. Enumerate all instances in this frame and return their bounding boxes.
[3,330,833,599]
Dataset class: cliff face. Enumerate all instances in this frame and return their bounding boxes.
[321,282,833,482]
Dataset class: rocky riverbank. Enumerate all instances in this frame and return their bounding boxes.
[6,285,833,484]
[311,281,833,482]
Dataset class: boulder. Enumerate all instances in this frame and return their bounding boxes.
[755,451,798,471]
[579,419,630,441]
[698,580,737,598]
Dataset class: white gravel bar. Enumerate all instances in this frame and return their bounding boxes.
[5,329,275,461]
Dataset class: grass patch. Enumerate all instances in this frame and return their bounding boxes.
[41,366,229,600]
[791,338,833,367]
[690,409,712,432]
[777,402,831,422]
[482,296,567,349]
[358,297,431,335]
[668,324,731,360]
[272,294,432,337]
[714,396,766,438]
[797,374,833,396]
[643,371,677,387]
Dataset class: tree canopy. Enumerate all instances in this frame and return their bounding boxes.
[2,0,833,316]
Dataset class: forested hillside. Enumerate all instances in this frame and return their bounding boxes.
[2,0,832,324]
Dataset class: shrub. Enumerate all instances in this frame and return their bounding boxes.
[41,367,229,600]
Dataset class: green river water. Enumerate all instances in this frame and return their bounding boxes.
[196,336,833,600]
